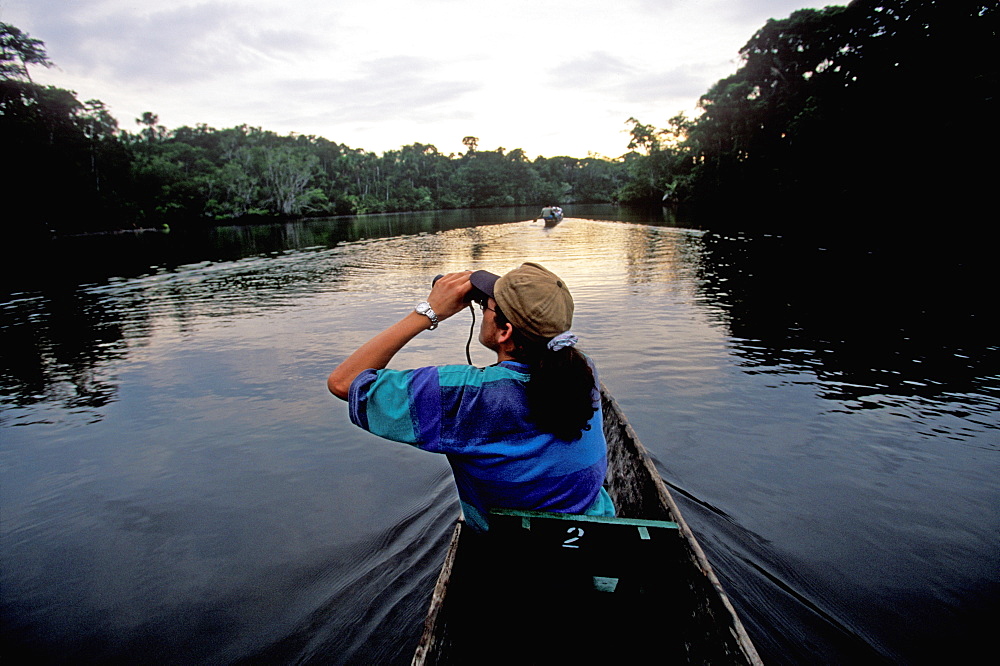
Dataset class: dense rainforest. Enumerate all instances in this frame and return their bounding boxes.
[631,0,998,220]
[2,0,996,236]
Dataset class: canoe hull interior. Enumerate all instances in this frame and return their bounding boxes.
[411,385,762,665]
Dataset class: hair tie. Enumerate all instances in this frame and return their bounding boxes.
[547,332,578,351]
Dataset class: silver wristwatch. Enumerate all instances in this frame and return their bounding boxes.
[414,301,439,329]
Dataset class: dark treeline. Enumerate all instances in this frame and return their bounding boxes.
[2,0,996,236]
[627,0,998,219]
[1,20,627,236]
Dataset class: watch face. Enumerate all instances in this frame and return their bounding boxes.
[416,301,437,328]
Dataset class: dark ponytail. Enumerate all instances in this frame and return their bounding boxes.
[495,308,598,440]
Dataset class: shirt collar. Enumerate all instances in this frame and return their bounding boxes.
[496,360,530,371]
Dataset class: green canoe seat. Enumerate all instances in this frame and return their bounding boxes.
[487,509,682,595]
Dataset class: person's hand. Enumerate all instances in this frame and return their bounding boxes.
[427,271,474,321]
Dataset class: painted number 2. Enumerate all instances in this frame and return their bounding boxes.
[562,526,584,548]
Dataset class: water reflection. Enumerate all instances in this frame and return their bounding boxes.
[0,207,537,424]
[3,208,996,438]
[0,288,128,423]
[2,207,543,293]
[2,206,997,665]
[693,230,998,443]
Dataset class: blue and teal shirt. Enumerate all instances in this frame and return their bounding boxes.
[348,360,614,531]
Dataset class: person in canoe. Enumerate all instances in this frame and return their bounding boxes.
[535,206,562,223]
[327,263,614,531]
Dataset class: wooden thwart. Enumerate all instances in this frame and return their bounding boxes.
[490,507,680,530]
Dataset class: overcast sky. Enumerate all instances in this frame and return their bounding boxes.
[3,0,838,158]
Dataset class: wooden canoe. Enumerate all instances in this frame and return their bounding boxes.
[411,384,763,665]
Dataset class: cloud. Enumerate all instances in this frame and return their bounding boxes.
[3,0,841,157]
[163,51,482,150]
[10,0,330,85]
[548,52,636,89]
[547,51,717,110]
[616,65,716,106]
[260,56,479,125]
[724,0,834,25]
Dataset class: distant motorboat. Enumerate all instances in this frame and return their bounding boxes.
[537,206,563,226]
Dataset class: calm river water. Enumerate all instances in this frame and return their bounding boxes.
[2,205,997,664]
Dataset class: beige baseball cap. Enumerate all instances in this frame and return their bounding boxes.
[490,262,574,340]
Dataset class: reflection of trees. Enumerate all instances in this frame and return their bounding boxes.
[1,209,542,418]
[6,208,538,294]
[568,203,681,227]
[695,232,996,412]
[0,287,129,419]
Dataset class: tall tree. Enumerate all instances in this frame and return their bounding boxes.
[0,22,52,83]
[673,0,998,216]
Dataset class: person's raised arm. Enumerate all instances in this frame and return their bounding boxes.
[326,271,473,400]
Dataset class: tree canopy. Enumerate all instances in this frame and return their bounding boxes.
[0,22,52,82]
[624,0,998,218]
[1,21,630,236]
[3,1,996,235]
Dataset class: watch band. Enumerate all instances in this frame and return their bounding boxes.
[415,301,439,329]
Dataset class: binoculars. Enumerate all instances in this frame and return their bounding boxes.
[433,272,492,303]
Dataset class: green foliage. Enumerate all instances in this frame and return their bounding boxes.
[531,155,624,204]
[1,21,634,234]
[2,66,627,231]
[1,42,132,236]
[450,148,556,207]
[5,3,996,233]
[613,115,690,204]
[0,22,52,83]
[613,0,997,218]
[677,0,998,212]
